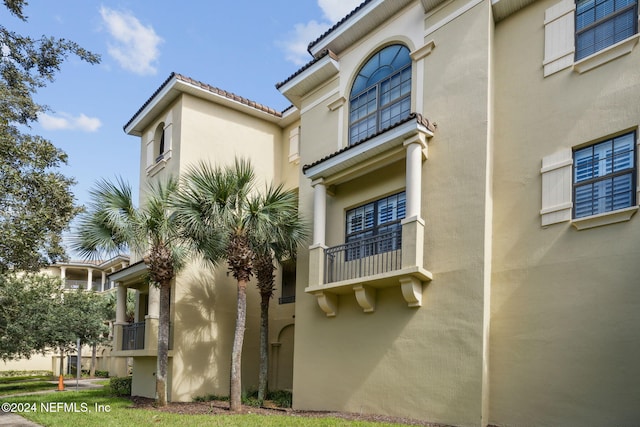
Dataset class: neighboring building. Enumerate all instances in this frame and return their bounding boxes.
[1,256,129,375]
[114,0,640,426]
[109,74,299,400]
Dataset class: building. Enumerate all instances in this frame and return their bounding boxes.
[1,256,129,375]
[109,74,299,400]
[113,0,640,426]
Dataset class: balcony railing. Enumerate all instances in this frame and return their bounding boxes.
[64,279,102,291]
[325,229,402,284]
[122,322,145,350]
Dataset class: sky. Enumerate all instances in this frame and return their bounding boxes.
[7,0,362,212]
[5,0,362,256]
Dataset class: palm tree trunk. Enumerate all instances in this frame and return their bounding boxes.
[258,290,270,402]
[90,343,97,377]
[230,279,247,412]
[156,280,171,406]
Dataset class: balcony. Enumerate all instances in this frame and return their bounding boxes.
[114,319,174,355]
[306,217,432,316]
[64,279,102,291]
[122,322,145,350]
[325,230,402,283]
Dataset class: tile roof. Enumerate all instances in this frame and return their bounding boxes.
[275,50,338,90]
[307,0,373,54]
[302,113,435,173]
[124,72,284,132]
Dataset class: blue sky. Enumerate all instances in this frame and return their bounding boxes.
[8,0,361,213]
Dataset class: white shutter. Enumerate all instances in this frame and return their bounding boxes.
[543,0,575,77]
[163,123,172,153]
[541,148,573,226]
[145,130,154,169]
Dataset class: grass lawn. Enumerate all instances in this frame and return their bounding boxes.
[2,388,412,427]
[0,376,58,396]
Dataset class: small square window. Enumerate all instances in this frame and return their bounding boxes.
[573,131,636,218]
[575,0,638,60]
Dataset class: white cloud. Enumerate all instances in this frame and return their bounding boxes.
[280,0,362,66]
[318,0,362,23]
[38,112,102,132]
[280,20,331,66]
[99,7,163,76]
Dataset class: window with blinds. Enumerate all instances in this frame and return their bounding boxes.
[345,192,406,259]
[573,131,636,218]
[575,0,638,60]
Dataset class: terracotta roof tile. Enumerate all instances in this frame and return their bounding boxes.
[124,72,284,132]
[302,113,435,173]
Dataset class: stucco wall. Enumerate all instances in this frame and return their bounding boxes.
[133,91,298,402]
[292,1,494,426]
[491,0,640,425]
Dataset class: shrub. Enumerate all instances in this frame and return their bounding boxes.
[109,377,132,396]
[94,370,109,378]
[267,390,292,408]
[193,394,228,402]
[0,370,52,378]
[242,391,261,407]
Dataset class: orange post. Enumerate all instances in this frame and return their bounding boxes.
[57,374,65,391]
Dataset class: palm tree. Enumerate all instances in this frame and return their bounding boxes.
[251,185,308,403]
[175,158,304,411]
[74,177,186,406]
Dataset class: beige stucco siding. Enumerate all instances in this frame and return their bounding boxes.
[132,92,298,402]
[179,94,281,188]
[492,0,640,425]
[293,1,494,425]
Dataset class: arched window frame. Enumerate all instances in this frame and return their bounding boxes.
[154,122,165,163]
[349,44,412,146]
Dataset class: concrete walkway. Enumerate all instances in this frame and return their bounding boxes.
[0,378,106,426]
[0,411,42,427]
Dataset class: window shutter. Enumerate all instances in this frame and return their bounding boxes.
[543,0,575,76]
[145,131,154,168]
[541,148,573,226]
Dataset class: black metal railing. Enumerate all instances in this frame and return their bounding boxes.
[278,295,296,304]
[122,322,145,350]
[324,229,402,284]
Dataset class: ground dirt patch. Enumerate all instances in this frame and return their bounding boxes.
[129,396,457,426]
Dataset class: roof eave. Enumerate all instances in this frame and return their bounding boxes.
[125,74,287,137]
[124,75,180,136]
[277,55,340,107]
[491,0,538,22]
[304,117,434,182]
[308,0,413,58]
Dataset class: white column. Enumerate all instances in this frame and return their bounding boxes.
[116,283,126,324]
[59,266,67,289]
[101,272,106,292]
[86,268,93,291]
[405,141,423,219]
[312,179,327,246]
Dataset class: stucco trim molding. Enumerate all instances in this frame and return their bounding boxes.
[145,149,172,177]
[305,266,432,315]
[353,285,376,313]
[573,34,640,74]
[571,206,638,230]
[399,276,423,308]
[313,291,338,317]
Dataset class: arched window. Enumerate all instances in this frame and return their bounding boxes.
[349,44,412,145]
[154,122,165,162]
